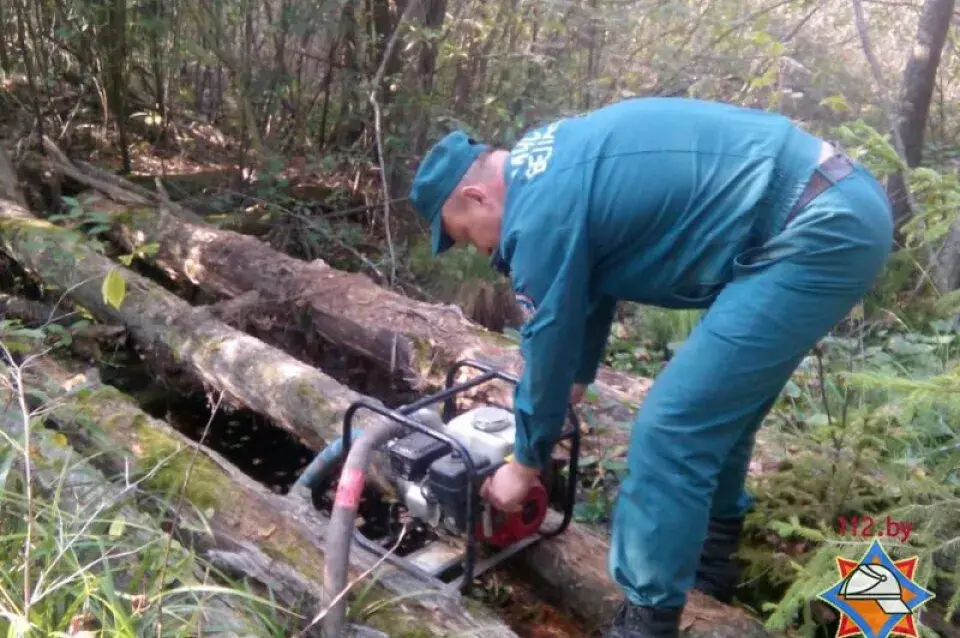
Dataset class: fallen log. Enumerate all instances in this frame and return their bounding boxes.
[0,364,262,636]
[16,353,522,638]
[7,146,784,637]
[0,147,409,461]
[23,138,206,224]
[27,143,647,436]
[512,512,777,637]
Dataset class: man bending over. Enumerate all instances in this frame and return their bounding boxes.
[408,97,893,638]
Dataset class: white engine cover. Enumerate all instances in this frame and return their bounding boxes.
[442,406,516,463]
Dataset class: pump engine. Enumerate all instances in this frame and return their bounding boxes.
[334,358,580,593]
[386,405,549,548]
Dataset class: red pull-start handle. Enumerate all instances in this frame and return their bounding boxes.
[476,480,549,548]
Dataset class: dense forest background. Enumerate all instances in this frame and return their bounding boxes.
[0,0,959,635]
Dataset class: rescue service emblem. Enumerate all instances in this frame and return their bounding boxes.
[816,538,935,638]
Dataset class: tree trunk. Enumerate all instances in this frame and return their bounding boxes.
[104,0,131,173]
[895,0,954,170]
[887,0,955,223]
[0,0,10,74]
[13,354,519,638]
[886,0,956,288]
[933,227,960,292]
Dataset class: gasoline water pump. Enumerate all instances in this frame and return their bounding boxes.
[316,359,580,637]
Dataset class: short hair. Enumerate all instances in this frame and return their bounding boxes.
[460,148,497,187]
[445,147,500,216]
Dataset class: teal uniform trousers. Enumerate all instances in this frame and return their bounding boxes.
[495,97,893,609]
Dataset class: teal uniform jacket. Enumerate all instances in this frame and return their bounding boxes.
[496,97,828,470]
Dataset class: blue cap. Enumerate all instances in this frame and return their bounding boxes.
[409,130,489,255]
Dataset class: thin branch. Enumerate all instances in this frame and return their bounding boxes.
[369,0,420,290]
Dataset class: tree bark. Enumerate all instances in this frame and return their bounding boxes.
[13,354,519,638]
[933,227,960,292]
[887,0,956,228]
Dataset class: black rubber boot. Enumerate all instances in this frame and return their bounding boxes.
[602,601,682,638]
[692,515,745,603]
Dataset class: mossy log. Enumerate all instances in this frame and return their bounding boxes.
[28,145,647,436]
[1,148,411,461]
[0,366,262,636]
[16,353,522,638]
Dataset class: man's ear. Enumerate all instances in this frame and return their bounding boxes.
[460,184,487,204]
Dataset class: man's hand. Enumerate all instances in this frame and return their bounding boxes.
[569,383,588,405]
[480,460,541,513]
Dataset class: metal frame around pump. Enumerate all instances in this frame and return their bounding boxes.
[338,358,582,596]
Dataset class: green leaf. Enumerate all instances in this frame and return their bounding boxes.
[8,327,46,340]
[44,323,73,347]
[139,242,160,256]
[101,269,127,310]
[819,95,850,113]
[86,223,113,236]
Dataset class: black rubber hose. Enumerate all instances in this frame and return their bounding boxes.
[322,417,405,638]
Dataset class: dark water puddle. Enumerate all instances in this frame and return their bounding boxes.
[95,347,423,551]
[98,352,314,493]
